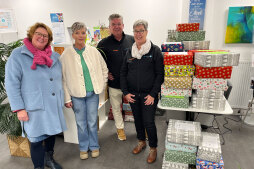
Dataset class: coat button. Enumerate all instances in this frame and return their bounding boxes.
[52,93,55,96]
[50,78,53,81]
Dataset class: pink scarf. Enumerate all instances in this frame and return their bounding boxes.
[23,38,53,70]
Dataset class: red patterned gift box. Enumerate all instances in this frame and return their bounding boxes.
[195,65,233,79]
[176,23,200,32]
[164,52,193,65]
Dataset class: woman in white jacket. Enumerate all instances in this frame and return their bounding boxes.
[60,22,108,160]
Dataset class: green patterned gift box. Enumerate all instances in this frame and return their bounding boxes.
[176,30,206,41]
[164,150,196,165]
[162,155,188,169]
[161,96,189,108]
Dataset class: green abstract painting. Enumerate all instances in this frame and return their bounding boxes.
[225,6,254,43]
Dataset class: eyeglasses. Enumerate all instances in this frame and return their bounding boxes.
[133,30,145,34]
[111,23,122,27]
[34,32,49,39]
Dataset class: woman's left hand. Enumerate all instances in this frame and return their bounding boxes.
[144,95,154,105]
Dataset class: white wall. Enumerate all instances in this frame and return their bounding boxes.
[0,0,182,46]
[181,0,254,61]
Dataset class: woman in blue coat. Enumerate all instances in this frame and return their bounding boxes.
[5,23,66,169]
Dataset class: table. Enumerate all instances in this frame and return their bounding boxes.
[158,100,233,144]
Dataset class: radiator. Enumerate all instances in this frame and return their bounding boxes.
[228,61,254,109]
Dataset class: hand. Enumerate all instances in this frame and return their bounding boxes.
[108,72,114,81]
[65,102,73,108]
[144,95,154,105]
[17,110,29,121]
[125,93,135,103]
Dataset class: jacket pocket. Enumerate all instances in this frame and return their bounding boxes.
[22,91,44,111]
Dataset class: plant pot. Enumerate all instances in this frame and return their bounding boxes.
[7,135,31,158]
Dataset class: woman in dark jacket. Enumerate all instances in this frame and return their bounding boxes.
[120,19,164,163]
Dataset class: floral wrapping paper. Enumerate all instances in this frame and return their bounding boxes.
[164,150,196,165]
[122,103,131,111]
[192,77,228,91]
[162,155,189,169]
[165,141,197,153]
[167,119,201,146]
[161,42,184,52]
[163,52,194,65]
[182,41,210,51]
[164,77,192,89]
[161,84,192,97]
[164,65,195,77]
[192,94,226,111]
[161,96,189,108]
[195,89,224,99]
[176,23,200,32]
[196,156,224,169]
[194,52,240,67]
[195,65,233,79]
[176,31,206,41]
[197,132,222,163]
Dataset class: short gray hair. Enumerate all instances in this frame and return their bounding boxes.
[71,22,87,33]
[108,14,123,23]
[133,19,148,31]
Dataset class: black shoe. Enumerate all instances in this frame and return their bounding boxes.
[45,151,62,169]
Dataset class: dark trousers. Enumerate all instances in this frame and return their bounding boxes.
[130,93,158,148]
[30,135,55,168]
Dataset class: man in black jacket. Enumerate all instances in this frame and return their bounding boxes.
[97,14,134,141]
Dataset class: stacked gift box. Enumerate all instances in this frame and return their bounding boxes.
[196,132,224,169]
[161,52,194,108]
[163,119,201,167]
[122,97,134,122]
[190,50,240,111]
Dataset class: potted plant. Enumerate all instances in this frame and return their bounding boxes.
[0,39,31,158]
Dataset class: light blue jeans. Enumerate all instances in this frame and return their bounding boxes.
[72,91,99,151]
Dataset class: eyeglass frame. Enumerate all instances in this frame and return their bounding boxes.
[133,29,146,34]
[34,32,49,39]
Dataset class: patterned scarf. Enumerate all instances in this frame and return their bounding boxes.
[131,39,151,59]
[23,38,53,70]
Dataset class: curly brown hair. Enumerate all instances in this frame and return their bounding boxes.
[27,22,53,46]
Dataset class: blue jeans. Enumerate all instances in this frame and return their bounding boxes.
[72,91,99,151]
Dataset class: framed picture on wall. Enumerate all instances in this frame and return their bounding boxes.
[225,6,254,43]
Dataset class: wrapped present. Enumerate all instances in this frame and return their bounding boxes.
[192,77,228,91]
[195,89,224,99]
[194,52,240,67]
[195,65,232,79]
[192,95,226,111]
[176,23,200,32]
[167,119,201,146]
[123,103,131,111]
[163,52,194,65]
[182,41,210,51]
[161,42,184,52]
[161,84,192,97]
[197,132,222,163]
[164,77,192,89]
[162,154,189,169]
[164,65,195,77]
[176,31,206,41]
[196,156,224,169]
[124,111,134,122]
[165,141,197,153]
[164,150,196,165]
[167,30,177,42]
[161,96,189,108]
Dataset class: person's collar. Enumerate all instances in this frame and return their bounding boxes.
[111,32,125,42]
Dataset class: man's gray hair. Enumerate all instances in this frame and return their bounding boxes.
[133,19,148,31]
[71,22,87,33]
[108,14,123,23]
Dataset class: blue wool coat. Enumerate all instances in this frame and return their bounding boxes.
[5,45,67,139]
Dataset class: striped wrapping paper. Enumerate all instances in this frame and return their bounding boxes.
[164,65,195,77]
[166,119,201,146]
[195,89,224,99]
[182,41,210,51]
[194,52,240,67]
[192,94,226,111]
[163,52,193,65]
[197,132,222,163]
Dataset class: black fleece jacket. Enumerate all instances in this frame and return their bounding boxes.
[120,42,164,98]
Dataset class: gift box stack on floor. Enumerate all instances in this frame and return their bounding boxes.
[122,96,134,122]
[162,119,201,168]
[196,132,224,169]
[191,50,240,111]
